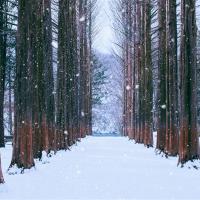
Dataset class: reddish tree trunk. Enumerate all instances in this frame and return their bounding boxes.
[10,0,35,169]
[179,0,199,164]
[135,0,142,143]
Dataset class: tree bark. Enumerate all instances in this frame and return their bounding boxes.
[157,0,167,152]
[179,0,199,164]
[10,0,35,169]
[165,0,178,156]
[31,0,55,159]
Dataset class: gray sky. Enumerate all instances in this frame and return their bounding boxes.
[93,0,114,54]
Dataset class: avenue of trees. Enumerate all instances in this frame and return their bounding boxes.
[1,0,200,185]
[118,0,200,165]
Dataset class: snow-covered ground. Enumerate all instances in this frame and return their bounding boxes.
[0,136,200,199]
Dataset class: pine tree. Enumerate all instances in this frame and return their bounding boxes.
[91,53,107,106]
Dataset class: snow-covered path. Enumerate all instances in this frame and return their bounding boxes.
[0,136,200,199]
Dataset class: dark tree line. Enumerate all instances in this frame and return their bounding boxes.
[118,0,199,165]
[121,0,153,146]
[10,0,93,169]
[0,0,17,147]
[0,0,95,181]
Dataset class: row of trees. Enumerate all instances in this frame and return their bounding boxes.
[0,0,95,183]
[0,0,16,148]
[119,0,199,165]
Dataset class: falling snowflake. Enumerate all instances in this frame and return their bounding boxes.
[161,105,166,109]
[79,16,85,22]
[135,85,139,89]
[126,85,131,91]
[64,130,68,135]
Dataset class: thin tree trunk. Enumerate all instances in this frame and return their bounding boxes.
[0,154,4,184]
[144,0,153,147]
[135,0,142,143]
[8,62,13,135]
[0,0,6,148]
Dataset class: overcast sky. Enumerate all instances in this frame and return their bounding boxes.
[93,0,115,54]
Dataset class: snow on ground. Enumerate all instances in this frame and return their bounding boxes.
[0,136,200,199]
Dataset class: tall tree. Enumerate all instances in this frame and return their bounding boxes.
[31,0,55,159]
[156,0,167,153]
[10,0,35,169]
[43,0,56,153]
[79,0,92,137]
[122,0,134,139]
[135,0,142,142]
[0,0,6,147]
[165,0,178,156]
[143,0,153,147]
[179,0,199,164]
[56,0,79,149]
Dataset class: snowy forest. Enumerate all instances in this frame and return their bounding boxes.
[0,0,200,199]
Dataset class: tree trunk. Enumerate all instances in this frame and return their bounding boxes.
[135,0,142,143]
[10,0,35,169]
[0,0,6,148]
[56,0,80,149]
[31,0,55,159]
[0,154,4,184]
[143,0,153,147]
[157,0,167,152]
[165,0,178,156]
[8,63,13,135]
[179,0,199,164]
